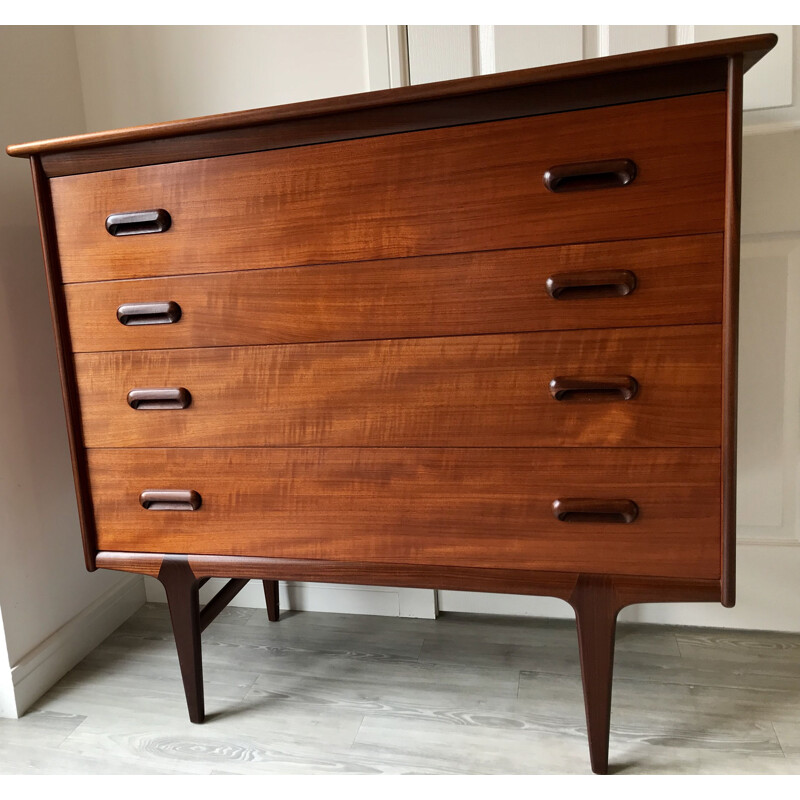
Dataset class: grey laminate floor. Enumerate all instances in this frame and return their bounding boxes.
[2,603,800,774]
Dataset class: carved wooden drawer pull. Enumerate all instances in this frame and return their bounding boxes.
[140,490,202,512]
[552,498,639,524]
[127,388,192,410]
[106,209,171,236]
[546,269,637,300]
[117,301,182,326]
[543,159,637,193]
[549,375,639,401]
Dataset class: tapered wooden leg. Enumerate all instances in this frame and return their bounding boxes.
[569,574,621,775]
[158,556,204,723]
[263,580,280,622]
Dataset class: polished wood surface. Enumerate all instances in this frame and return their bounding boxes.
[51,93,726,283]
[86,447,721,578]
[74,325,722,449]
[570,575,619,774]
[263,580,280,622]
[158,557,204,723]
[96,550,723,603]
[63,235,723,353]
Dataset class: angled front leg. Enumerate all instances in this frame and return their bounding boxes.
[263,580,280,622]
[158,556,204,723]
[569,574,621,775]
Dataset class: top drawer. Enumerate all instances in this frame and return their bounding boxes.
[51,93,727,283]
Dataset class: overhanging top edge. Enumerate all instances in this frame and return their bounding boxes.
[6,32,777,159]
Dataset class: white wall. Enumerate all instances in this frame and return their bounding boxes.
[0,26,145,717]
[74,26,374,131]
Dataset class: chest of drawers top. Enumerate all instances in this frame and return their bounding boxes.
[9,32,774,175]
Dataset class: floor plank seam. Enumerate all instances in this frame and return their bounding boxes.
[771,721,789,759]
[351,715,366,748]
[518,668,799,692]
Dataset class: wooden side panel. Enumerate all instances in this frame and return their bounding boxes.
[29,158,98,570]
[51,93,726,283]
[86,447,721,579]
[721,56,744,607]
[63,235,724,353]
[74,326,722,449]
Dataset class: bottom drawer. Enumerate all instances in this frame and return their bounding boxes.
[86,448,721,580]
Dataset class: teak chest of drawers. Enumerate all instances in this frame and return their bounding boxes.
[8,34,776,773]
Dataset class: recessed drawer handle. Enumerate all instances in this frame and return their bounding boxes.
[552,498,639,524]
[117,301,182,326]
[140,490,202,511]
[106,209,172,236]
[546,269,637,300]
[549,375,638,401]
[127,388,192,410]
[543,159,637,193]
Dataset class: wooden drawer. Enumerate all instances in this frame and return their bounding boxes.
[74,325,722,448]
[63,234,723,353]
[86,447,721,579]
[51,93,726,283]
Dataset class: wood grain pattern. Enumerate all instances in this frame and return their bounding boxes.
[74,326,722,449]
[50,94,727,283]
[63,235,724,353]
[86,447,721,579]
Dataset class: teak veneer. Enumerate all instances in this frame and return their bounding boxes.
[49,93,726,283]
[86,446,722,578]
[8,33,777,774]
[63,234,723,353]
[74,326,722,449]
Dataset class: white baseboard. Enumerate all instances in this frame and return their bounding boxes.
[5,575,146,718]
[744,120,800,136]
[0,610,17,719]
[144,576,438,619]
[438,591,575,619]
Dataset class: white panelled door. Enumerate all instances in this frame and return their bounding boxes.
[406,26,793,110]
